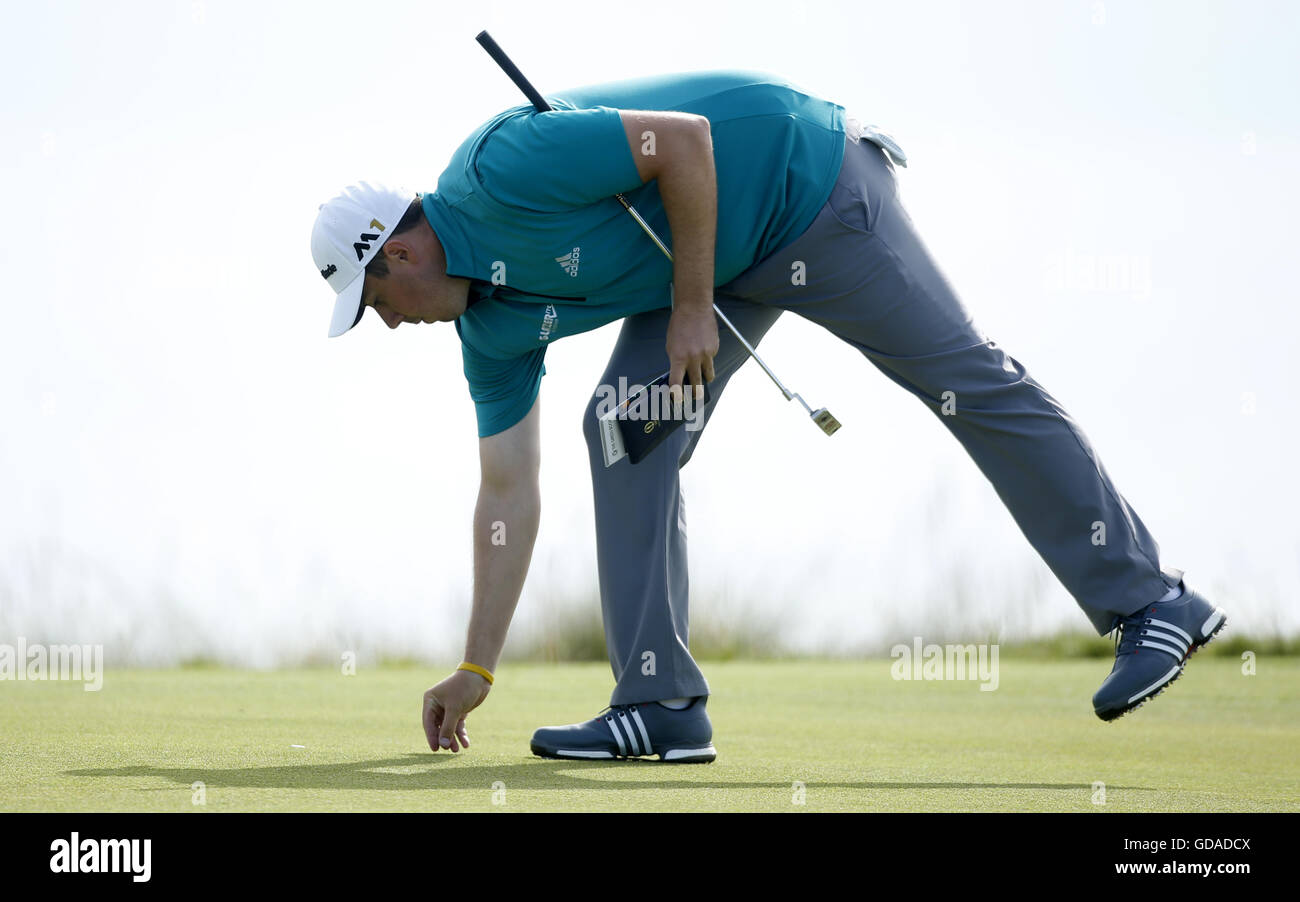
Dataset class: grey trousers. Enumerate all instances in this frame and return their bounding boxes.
[582,133,1184,706]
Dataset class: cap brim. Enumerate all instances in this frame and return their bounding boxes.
[327,272,365,338]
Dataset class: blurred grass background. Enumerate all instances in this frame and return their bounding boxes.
[447,592,1300,664]
[163,595,1296,670]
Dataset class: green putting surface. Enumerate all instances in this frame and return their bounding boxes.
[2,658,1296,812]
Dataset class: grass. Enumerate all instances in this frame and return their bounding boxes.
[1,657,1297,812]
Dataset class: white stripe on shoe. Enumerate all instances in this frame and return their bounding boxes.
[1126,664,1182,704]
[1137,638,1187,660]
[1144,625,1189,653]
[1146,617,1193,646]
[605,716,628,757]
[618,713,641,755]
[663,745,716,762]
[555,749,617,759]
[1200,609,1225,638]
[629,708,653,755]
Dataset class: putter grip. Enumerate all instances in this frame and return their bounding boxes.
[475,31,553,113]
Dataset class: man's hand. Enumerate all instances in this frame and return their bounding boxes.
[666,302,718,403]
[422,669,492,753]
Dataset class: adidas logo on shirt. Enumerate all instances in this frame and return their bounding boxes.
[555,246,581,277]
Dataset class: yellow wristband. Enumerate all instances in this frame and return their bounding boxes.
[457,662,494,685]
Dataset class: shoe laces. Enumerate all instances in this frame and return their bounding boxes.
[594,703,639,721]
[1110,606,1158,656]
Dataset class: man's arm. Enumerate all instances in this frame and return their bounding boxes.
[466,392,542,670]
[422,394,541,752]
[619,110,720,399]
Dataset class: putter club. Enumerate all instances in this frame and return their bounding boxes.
[474,29,841,437]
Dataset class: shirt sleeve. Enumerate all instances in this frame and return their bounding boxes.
[475,105,644,211]
[460,339,547,438]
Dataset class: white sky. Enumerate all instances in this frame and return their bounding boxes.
[2,0,1297,665]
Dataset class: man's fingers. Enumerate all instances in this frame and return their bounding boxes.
[438,708,462,752]
[456,719,470,749]
[687,361,705,401]
[668,360,686,407]
[423,693,443,752]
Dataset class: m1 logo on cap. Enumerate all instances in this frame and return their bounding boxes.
[353,218,387,261]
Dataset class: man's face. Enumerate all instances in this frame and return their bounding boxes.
[361,268,444,329]
[359,226,469,329]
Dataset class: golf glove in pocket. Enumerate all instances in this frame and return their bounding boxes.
[846,116,908,168]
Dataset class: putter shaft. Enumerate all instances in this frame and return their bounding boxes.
[652,223,840,435]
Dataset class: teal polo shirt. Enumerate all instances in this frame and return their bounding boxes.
[423,69,846,436]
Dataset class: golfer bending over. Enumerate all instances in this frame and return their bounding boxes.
[309,69,1227,762]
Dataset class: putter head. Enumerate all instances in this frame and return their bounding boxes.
[811,408,841,436]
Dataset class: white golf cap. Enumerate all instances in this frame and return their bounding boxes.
[310,181,416,337]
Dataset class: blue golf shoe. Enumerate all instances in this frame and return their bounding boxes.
[530,697,717,763]
[1093,580,1228,721]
